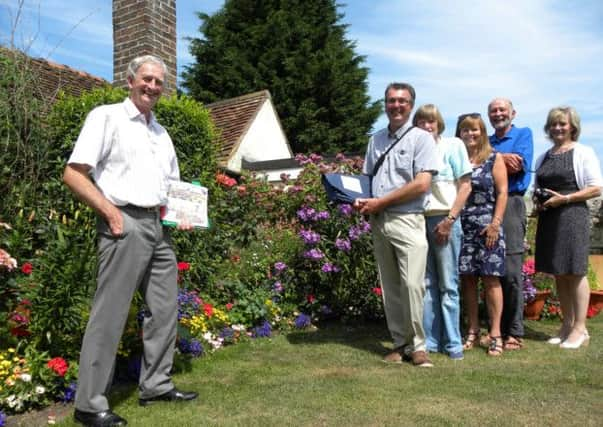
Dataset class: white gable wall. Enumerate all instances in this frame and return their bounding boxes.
[226,100,291,172]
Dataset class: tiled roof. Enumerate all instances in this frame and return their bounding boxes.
[206,90,272,164]
[0,47,109,107]
[33,56,109,99]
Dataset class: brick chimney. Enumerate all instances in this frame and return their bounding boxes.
[112,0,177,92]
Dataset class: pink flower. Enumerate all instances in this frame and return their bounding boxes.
[372,287,383,296]
[216,173,236,188]
[47,357,69,377]
[522,258,535,275]
[226,302,234,311]
[21,262,33,275]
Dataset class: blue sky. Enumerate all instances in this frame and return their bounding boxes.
[2,0,603,170]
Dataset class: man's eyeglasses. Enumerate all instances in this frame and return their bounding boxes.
[457,112,481,122]
[386,97,412,106]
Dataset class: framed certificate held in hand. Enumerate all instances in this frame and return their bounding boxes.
[161,180,209,228]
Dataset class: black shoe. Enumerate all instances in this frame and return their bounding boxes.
[139,388,198,406]
[74,409,127,426]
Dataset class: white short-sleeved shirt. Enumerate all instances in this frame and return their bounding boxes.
[363,122,440,214]
[425,136,472,216]
[68,98,180,207]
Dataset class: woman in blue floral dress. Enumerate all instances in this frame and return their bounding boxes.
[457,114,508,356]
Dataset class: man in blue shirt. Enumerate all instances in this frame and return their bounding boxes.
[488,98,533,351]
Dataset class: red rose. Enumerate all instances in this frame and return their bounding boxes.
[177,262,190,271]
[226,302,234,311]
[21,262,33,275]
[306,294,316,304]
[47,357,69,377]
[372,287,383,296]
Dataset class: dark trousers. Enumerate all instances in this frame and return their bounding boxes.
[500,194,526,338]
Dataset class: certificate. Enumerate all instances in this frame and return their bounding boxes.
[161,180,209,228]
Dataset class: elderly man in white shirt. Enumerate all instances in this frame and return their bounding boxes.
[64,55,197,427]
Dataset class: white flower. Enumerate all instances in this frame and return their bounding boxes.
[20,373,32,382]
[231,324,246,332]
[35,385,46,394]
[7,394,18,407]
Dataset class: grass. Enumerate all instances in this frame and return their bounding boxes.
[48,316,603,427]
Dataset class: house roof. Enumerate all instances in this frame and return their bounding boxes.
[1,47,108,100]
[206,90,278,165]
[0,47,109,111]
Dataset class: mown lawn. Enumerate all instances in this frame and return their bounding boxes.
[40,315,603,426]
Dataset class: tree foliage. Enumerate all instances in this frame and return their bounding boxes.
[182,0,381,154]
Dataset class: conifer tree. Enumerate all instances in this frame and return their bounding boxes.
[182,0,381,154]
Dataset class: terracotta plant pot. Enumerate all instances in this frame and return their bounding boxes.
[524,290,551,320]
[589,290,603,313]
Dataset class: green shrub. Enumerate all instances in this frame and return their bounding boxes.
[24,219,96,356]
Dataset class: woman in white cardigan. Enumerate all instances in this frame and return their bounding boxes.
[533,106,603,349]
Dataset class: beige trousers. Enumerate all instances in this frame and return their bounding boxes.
[371,212,428,352]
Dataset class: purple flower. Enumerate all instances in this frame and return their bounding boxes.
[295,313,312,329]
[0,411,5,427]
[274,261,288,273]
[338,204,353,216]
[253,320,272,338]
[304,248,325,261]
[523,276,537,303]
[177,337,204,357]
[188,339,204,357]
[295,154,312,165]
[177,290,202,320]
[309,153,324,163]
[299,229,321,245]
[288,185,303,194]
[321,263,341,273]
[360,219,371,232]
[315,210,330,221]
[335,238,352,252]
[348,220,371,240]
[273,281,284,293]
[349,225,362,241]
[220,327,234,340]
[62,382,77,403]
[297,206,316,222]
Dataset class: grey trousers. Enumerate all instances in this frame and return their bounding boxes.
[500,194,526,339]
[75,206,178,413]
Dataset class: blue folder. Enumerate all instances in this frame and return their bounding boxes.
[321,173,372,204]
